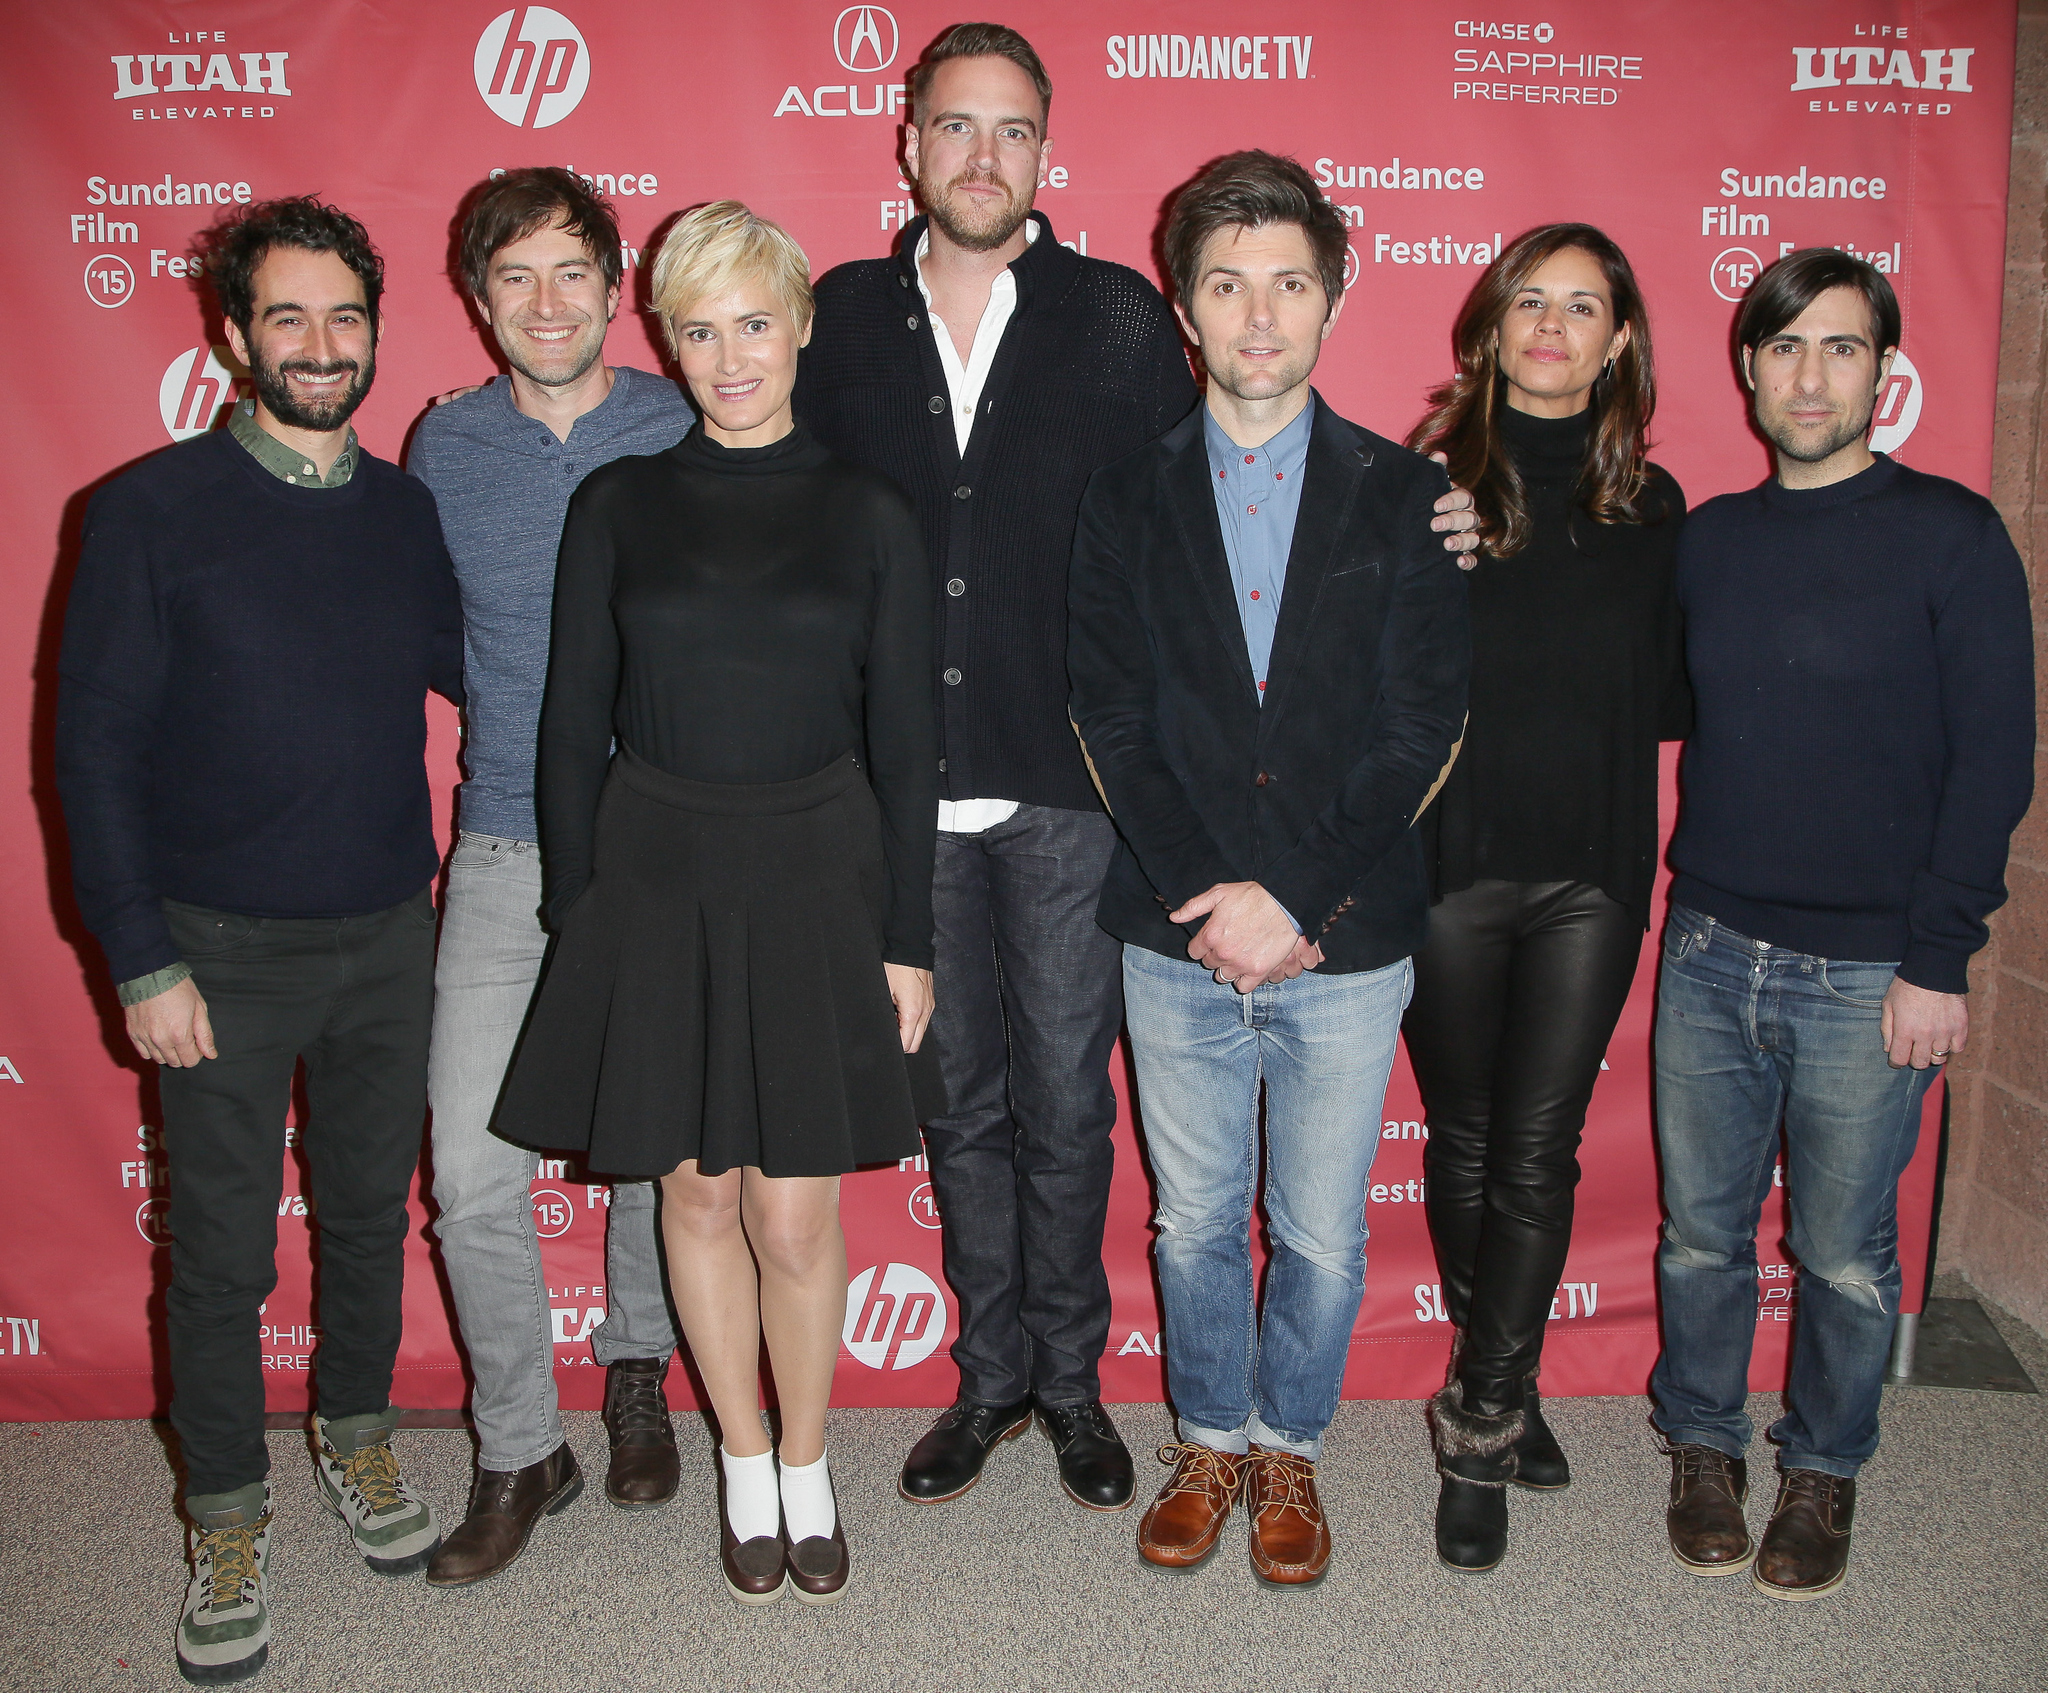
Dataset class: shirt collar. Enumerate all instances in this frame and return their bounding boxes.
[1204,393,1315,474]
[913,217,1037,308]
[228,399,358,488]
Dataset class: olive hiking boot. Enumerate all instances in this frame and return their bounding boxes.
[314,1408,441,1575]
[176,1480,271,1685]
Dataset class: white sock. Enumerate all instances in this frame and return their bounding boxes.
[778,1449,837,1543]
[720,1446,780,1543]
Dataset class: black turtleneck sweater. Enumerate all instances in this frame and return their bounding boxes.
[1424,405,1689,921]
[536,422,938,967]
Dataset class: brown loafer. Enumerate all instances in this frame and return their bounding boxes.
[721,1512,788,1605]
[603,1357,680,1509]
[1753,1469,1855,1600]
[1244,1445,1331,1587]
[787,1519,849,1605]
[425,1443,583,1587]
[1665,1443,1752,1575]
[1137,1443,1249,1570]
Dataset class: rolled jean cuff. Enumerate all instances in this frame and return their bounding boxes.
[1773,1452,1862,1481]
[1653,1421,1748,1462]
[1249,1416,1320,1461]
[1177,1418,1251,1456]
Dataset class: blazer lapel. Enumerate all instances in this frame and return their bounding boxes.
[1259,398,1368,730]
[1161,419,1260,709]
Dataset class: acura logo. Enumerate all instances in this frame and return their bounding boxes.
[834,5,898,72]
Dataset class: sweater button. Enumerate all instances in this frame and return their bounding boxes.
[928,395,945,413]
[943,668,963,685]
[953,484,971,500]
[907,314,920,330]
[947,577,965,596]
[1255,771,1271,787]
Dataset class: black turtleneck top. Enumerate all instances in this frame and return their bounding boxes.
[1423,404,1689,922]
[536,421,938,966]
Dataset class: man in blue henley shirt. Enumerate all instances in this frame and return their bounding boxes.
[406,170,693,1587]
[1653,251,2033,1602]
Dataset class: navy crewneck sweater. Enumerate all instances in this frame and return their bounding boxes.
[1671,453,2032,993]
[57,426,464,985]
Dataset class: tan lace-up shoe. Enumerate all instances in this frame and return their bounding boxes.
[1244,1445,1331,1586]
[1137,1443,1250,1569]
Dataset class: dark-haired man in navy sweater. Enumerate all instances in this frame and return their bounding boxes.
[57,199,459,1685]
[1653,250,2032,1603]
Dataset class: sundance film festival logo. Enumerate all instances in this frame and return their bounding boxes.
[159,346,249,442]
[843,1263,945,1370]
[835,6,899,72]
[476,7,590,129]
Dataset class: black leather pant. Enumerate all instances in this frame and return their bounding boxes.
[1403,879,1642,1416]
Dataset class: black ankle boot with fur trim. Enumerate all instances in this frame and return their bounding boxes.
[1429,1377,1524,1572]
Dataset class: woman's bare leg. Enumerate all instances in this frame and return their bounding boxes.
[659,1160,769,1456]
[740,1171,845,1468]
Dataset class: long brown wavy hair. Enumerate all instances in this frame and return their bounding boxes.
[1407,223,1656,558]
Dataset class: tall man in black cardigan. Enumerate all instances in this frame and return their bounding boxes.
[57,200,460,1684]
[796,25,1479,1512]
[1070,153,1470,1587]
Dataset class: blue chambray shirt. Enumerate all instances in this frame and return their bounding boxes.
[1204,397,1313,706]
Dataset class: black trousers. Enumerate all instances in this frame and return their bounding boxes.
[923,805,1123,1406]
[159,889,436,1496]
[1402,879,1642,1407]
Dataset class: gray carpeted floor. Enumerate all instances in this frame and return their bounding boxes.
[6,1287,2043,1693]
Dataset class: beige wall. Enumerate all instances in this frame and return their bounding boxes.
[1938,0,2048,1333]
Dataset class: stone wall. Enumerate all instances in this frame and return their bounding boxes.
[1938,0,2048,1334]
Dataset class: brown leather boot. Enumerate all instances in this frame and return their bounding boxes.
[425,1443,583,1587]
[602,1357,680,1509]
[1243,1446,1331,1586]
[1136,1443,1249,1570]
[1665,1443,1752,1575]
[1752,1469,1855,1600]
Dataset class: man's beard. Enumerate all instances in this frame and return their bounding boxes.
[1759,390,1877,463]
[250,349,375,432]
[502,317,604,388]
[922,167,1032,253]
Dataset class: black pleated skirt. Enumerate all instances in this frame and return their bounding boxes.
[494,748,942,1179]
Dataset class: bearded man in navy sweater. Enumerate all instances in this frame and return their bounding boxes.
[1653,250,2032,1602]
[57,199,461,1684]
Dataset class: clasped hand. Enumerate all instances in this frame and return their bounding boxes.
[1171,882,1323,994]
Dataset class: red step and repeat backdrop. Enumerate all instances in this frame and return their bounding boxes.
[0,2,2012,1419]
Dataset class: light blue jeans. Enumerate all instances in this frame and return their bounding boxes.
[1650,905,1935,1478]
[1122,944,1412,1460]
[428,834,678,1471]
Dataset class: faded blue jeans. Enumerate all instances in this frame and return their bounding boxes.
[1122,944,1411,1460]
[429,834,678,1472]
[1650,905,1935,1478]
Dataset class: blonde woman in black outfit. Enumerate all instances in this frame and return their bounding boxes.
[498,203,940,1607]
[1403,224,1689,1572]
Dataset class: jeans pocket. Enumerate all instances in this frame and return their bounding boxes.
[1663,915,1698,963]
[452,833,518,872]
[403,886,440,928]
[163,902,259,956]
[1819,961,1894,1008]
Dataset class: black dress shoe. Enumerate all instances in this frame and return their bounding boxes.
[899,1398,1032,1502]
[1037,1400,1135,1511]
[603,1357,680,1509]
[1511,1377,1570,1491]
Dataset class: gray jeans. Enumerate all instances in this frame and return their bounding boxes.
[428,833,678,1471]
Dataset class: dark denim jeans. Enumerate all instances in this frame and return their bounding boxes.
[159,890,437,1496]
[923,805,1123,1406]
[1649,905,1934,1478]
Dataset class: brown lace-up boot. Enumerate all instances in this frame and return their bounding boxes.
[1243,1446,1331,1586]
[1136,1443,1249,1569]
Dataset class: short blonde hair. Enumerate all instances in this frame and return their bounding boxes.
[649,201,813,352]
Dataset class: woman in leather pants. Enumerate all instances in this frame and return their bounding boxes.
[1403,224,1690,1571]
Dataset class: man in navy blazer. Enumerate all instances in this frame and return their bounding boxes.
[1069,151,1470,1587]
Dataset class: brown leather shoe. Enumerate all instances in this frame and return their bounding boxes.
[425,1443,583,1587]
[721,1512,788,1605]
[1137,1443,1249,1570]
[1244,1446,1331,1586]
[1665,1443,1752,1575]
[1753,1469,1855,1600]
[787,1519,848,1605]
[602,1357,680,1509]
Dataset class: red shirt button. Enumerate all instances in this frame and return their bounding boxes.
[1249,589,1260,600]
[1247,505,1258,515]
[1244,454,1255,465]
